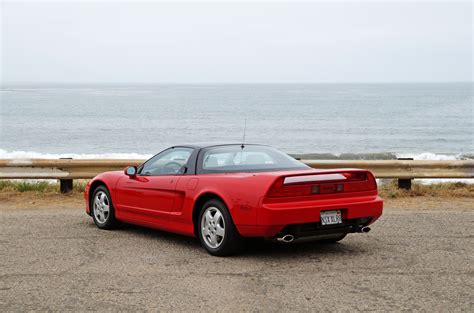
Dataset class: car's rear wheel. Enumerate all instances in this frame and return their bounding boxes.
[91,186,118,230]
[198,199,243,256]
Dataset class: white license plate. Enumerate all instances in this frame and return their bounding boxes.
[320,210,342,225]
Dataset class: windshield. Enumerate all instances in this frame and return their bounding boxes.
[198,145,309,173]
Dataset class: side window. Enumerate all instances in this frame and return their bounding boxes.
[140,148,193,176]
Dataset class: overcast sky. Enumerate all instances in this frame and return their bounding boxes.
[1,1,472,84]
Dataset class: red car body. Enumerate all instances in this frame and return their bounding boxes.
[85,144,383,242]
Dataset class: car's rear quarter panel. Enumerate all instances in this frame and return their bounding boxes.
[176,173,277,227]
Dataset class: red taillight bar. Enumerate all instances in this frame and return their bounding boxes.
[267,171,375,198]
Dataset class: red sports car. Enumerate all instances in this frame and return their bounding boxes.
[85,144,383,256]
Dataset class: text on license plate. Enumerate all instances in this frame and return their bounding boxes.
[320,210,342,225]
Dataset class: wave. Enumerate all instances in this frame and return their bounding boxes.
[0,149,153,160]
[413,178,473,184]
[292,152,473,160]
[396,152,473,161]
[0,149,472,161]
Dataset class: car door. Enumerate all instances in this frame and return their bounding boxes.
[115,147,194,221]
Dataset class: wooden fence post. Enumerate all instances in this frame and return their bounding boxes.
[59,158,73,193]
[397,157,413,190]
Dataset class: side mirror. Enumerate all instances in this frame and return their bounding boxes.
[124,166,137,177]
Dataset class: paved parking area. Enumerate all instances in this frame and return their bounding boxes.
[0,206,472,311]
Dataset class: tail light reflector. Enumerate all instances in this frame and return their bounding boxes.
[342,172,367,181]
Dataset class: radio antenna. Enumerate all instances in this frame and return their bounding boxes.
[241,117,247,149]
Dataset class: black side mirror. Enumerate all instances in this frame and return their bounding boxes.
[124,166,137,177]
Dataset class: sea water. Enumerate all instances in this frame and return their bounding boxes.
[1,83,472,160]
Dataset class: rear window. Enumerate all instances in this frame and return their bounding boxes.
[198,145,309,173]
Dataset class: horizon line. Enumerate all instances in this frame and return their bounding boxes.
[1,81,473,86]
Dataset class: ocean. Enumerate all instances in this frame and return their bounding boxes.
[0,83,472,160]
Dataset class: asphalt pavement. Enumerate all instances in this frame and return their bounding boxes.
[0,206,472,311]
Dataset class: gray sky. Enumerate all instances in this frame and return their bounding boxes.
[1,1,472,83]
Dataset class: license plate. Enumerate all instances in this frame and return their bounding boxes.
[320,210,342,225]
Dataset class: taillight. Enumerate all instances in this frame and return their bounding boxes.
[342,172,367,181]
[267,171,376,198]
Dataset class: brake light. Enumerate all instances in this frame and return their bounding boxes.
[342,172,367,181]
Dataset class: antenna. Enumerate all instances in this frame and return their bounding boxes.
[241,117,247,149]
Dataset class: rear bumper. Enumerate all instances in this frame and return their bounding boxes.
[236,195,383,237]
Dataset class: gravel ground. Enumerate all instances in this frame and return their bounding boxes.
[0,206,473,312]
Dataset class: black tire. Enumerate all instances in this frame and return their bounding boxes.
[318,233,347,244]
[91,185,118,230]
[197,199,244,256]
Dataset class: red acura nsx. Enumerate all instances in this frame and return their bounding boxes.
[85,144,383,256]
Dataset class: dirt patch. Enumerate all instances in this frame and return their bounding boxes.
[0,190,84,210]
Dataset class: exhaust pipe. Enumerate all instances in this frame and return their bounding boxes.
[277,234,295,243]
[360,226,371,233]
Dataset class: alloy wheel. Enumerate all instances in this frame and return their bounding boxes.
[93,191,110,224]
[200,206,226,248]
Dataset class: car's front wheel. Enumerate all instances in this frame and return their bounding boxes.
[198,199,243,256]
[91,185,118,230]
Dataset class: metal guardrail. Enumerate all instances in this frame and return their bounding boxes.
[0,158,473,192]
[303,160,474,179]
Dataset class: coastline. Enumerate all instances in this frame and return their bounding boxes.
[1,148,473,161]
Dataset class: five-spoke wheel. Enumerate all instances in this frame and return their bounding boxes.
[93,190,110,224]
[201,206,226,248]
[198,199,243,256]
[91,185,117,229]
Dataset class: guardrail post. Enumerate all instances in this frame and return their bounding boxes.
[59,158,73,193]
[397,157,413,190]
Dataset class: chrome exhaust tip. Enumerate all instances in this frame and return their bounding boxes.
[360,226,371,233]
[277,234,295,243]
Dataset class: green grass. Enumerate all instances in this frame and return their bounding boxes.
[0,180,88,193]
[15,181,50,192]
